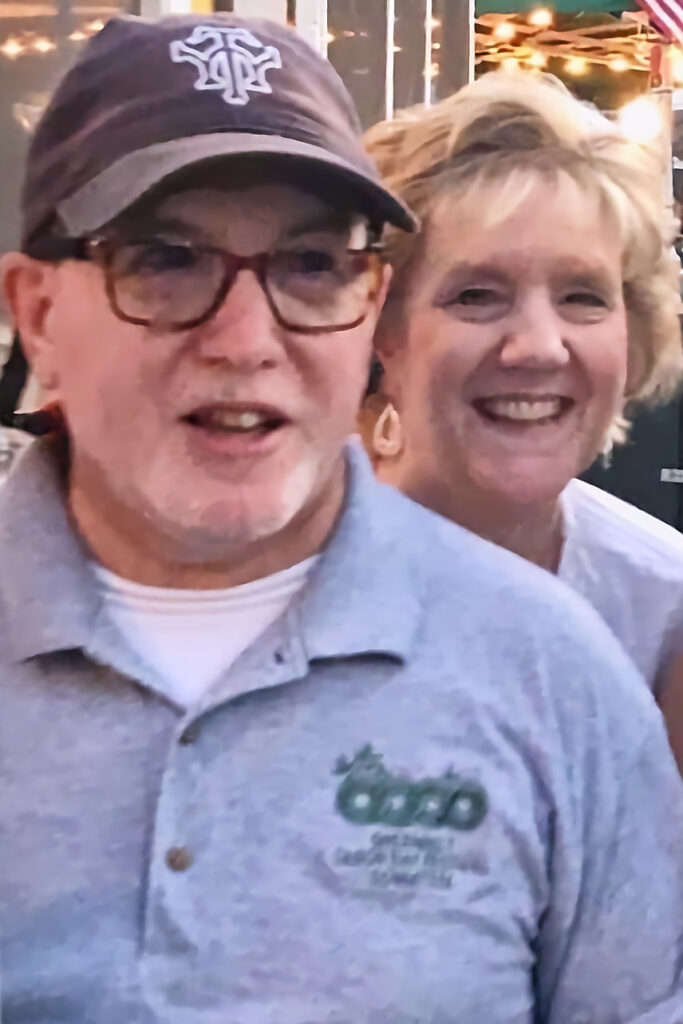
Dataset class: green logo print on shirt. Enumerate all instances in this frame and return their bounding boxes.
[333,745,488,831]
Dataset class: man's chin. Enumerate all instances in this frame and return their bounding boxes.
[149,506,300,561]
[146,478,317,561]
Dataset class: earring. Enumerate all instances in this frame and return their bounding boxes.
[372,403,403,458]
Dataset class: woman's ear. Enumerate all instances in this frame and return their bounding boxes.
[1,253,60,392]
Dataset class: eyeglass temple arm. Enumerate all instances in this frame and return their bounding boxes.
[24,236,90,262]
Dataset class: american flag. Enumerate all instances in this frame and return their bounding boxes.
[636,0,683,46]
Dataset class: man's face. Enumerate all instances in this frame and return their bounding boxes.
[11,176,389,570]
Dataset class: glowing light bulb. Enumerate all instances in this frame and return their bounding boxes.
[87,19,105,32]
[608,55,629,73]
[1,37,24,58]
[617,96,664,146]
[69,29,86,41]
[326,31,336,43]
[671,47,683,84]
[565,57,588,76]
[529,8,553,28]
[528,50,548,69]
[493,21,516,42]
[502,57,520,72]
[32,37,55,53]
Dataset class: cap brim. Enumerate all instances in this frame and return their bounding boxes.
[57,132,417,235]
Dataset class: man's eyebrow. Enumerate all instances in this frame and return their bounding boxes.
[125,215,204,240]
[283,212,361,238]
[118,212,362,243]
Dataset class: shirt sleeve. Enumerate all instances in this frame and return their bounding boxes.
[539,704,683,1024]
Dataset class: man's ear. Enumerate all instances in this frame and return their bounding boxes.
[372,288,408,408]
[1,252,60,392]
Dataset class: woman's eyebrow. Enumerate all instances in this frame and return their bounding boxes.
[550,258,618,289]
[432,261,509,295]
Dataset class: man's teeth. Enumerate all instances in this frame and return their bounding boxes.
[203,410,269,431]
[481,398,563,422]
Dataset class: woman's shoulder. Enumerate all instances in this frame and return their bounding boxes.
[562,478,683,578]
[561,479,683,688]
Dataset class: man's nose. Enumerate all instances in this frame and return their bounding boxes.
[191,269,286,372]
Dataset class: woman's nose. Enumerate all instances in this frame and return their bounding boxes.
[498,293,570,370]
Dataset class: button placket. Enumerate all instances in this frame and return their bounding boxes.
[143,724,204,957]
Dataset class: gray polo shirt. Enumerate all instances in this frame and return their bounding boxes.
[1,440,683,1024]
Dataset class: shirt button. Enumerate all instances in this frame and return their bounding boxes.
[179,724,199,746]
[166,846,193,872]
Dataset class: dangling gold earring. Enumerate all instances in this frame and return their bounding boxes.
[372,403,403,458]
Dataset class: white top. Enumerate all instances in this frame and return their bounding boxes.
[92,556,318,709]
[559,478,683,692]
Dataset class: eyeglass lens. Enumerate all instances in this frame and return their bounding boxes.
[108,241,379,331]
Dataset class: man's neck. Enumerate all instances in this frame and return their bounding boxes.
[68,463,345,590]
[379,462,563,573]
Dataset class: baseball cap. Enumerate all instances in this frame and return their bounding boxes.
[20,13,416,248]
[1,13,417,433]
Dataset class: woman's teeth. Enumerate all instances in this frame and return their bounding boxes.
[477,397,565,422]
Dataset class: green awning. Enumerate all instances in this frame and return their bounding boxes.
[476,0,637,12]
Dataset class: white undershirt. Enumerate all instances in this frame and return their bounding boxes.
[92,557,319,709]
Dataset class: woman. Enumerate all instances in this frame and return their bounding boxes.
[363,72,683,760]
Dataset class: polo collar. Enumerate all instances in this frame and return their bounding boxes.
[295,441,423,664]
[0,439,424,668]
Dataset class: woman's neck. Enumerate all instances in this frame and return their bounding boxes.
[378,461,564,573]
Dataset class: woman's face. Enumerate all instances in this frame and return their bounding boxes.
[378,177,628,510]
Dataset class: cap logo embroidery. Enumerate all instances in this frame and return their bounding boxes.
[169,26,282,106]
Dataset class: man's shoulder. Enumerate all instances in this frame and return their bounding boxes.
[377,480,593,619]
[374,482,655,759]
[375,479,639,672]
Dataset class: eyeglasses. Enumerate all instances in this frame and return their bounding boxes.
[29,234,386,334]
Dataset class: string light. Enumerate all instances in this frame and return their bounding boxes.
[424,62,440,78]
[528,50,548,69]
[86,19,105,33]
[528,8,553,28]
[0,37,24,58]
[502,57,520,72]
[432,42,441,49]
[342,30,355,37]
[608,55,629,73]
[430,18,441,29]
[493,21,516,42]
[326,31,336,44]
[565,56,588,75]
[69,30,87,41]
[393,45,402,52]
[32,37,55,54]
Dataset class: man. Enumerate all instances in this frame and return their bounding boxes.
[0,14,682,1024]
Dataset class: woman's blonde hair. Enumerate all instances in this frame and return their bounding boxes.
[365,72,683,441]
